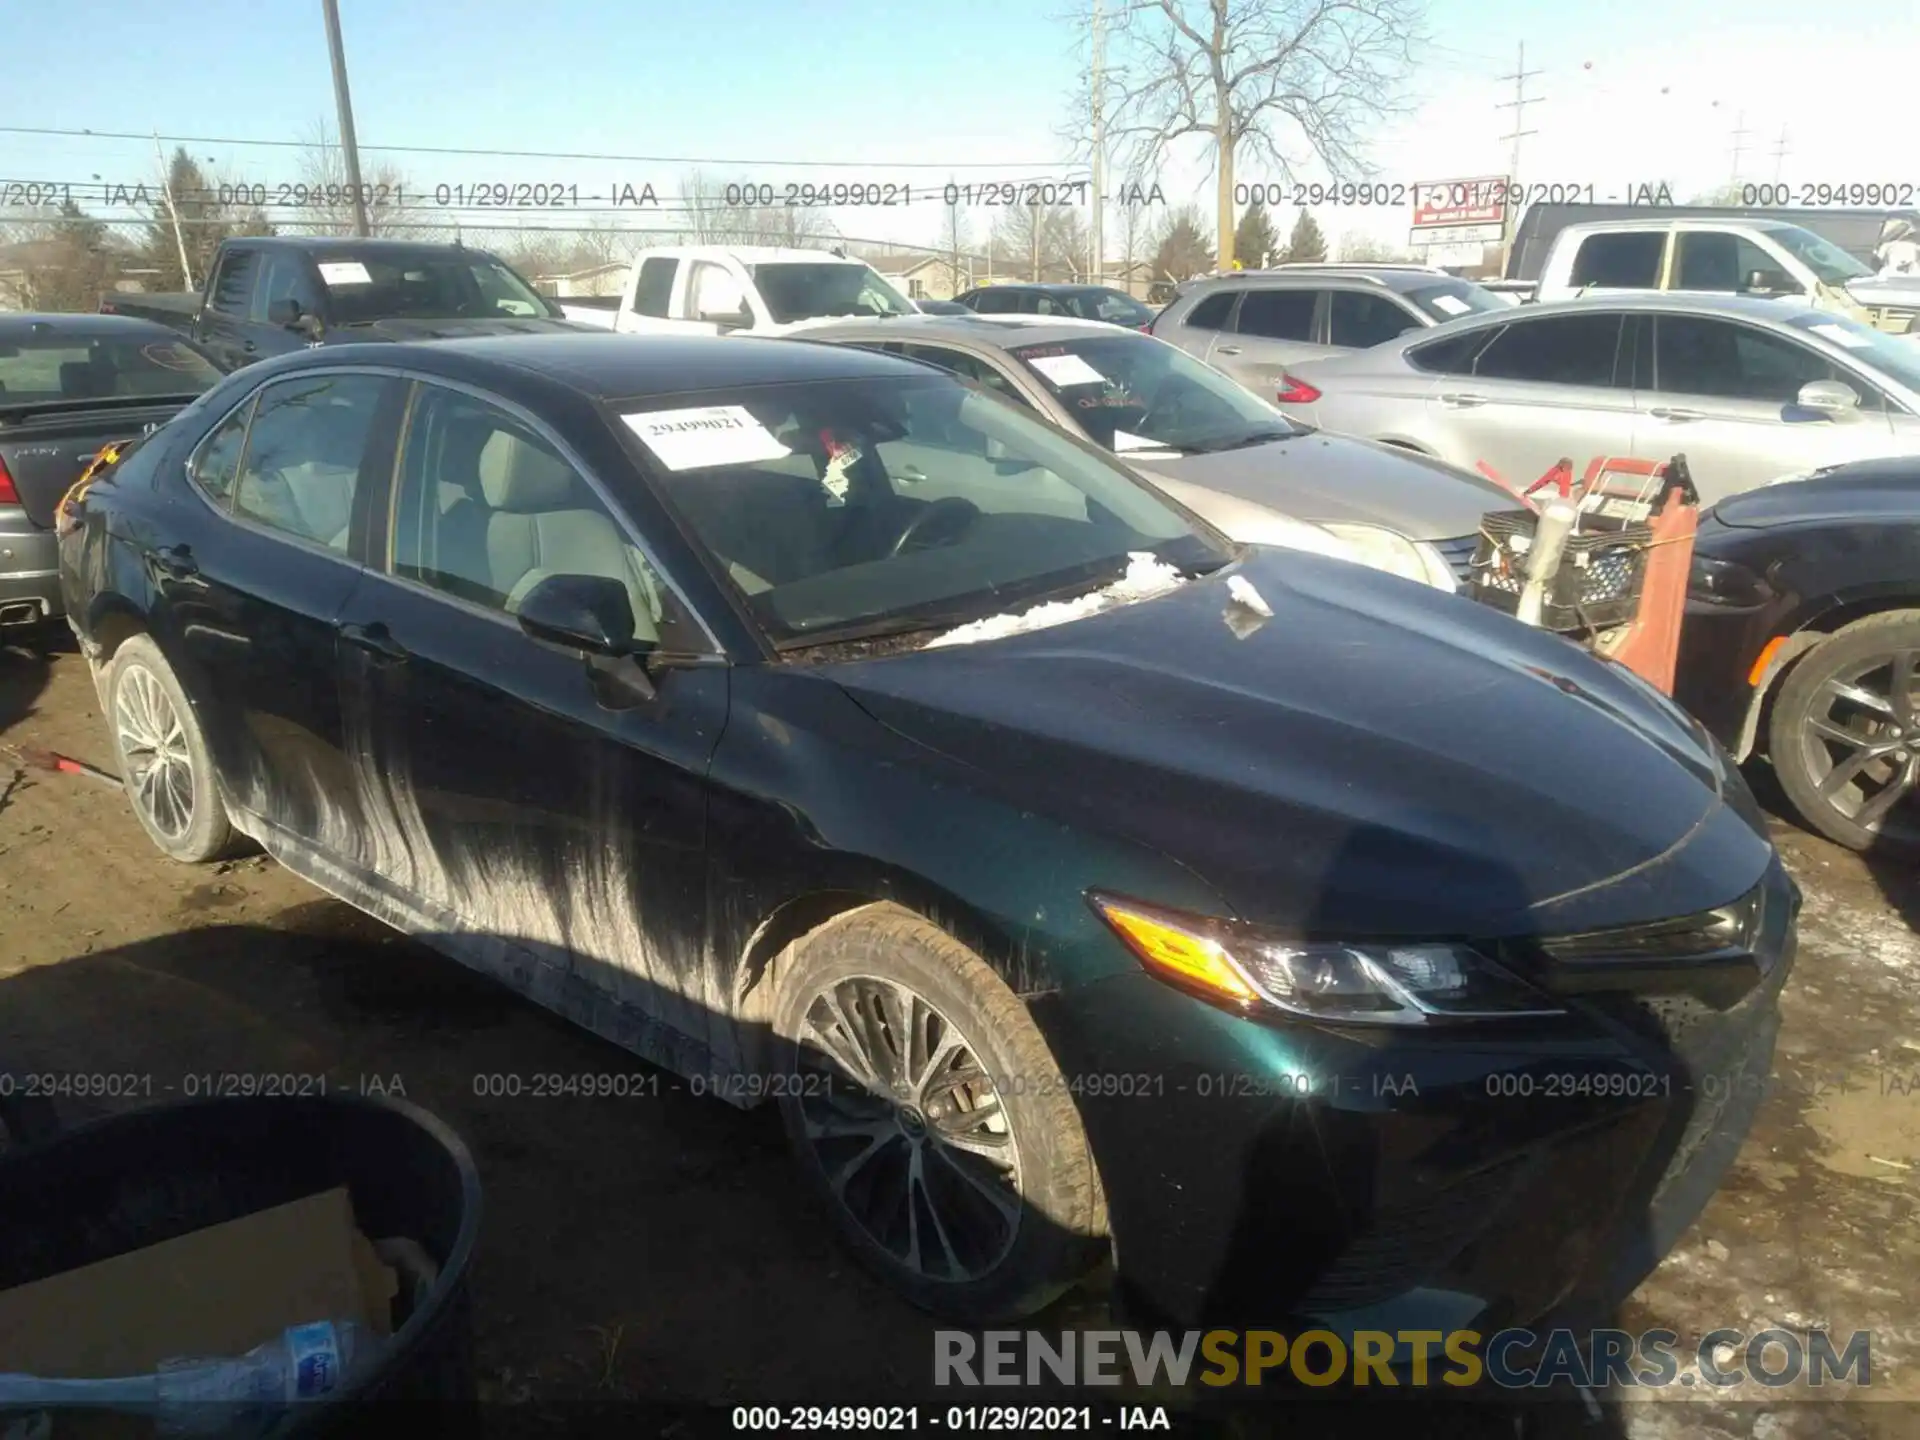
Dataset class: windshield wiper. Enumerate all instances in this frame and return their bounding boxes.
[1188,428,1301,453]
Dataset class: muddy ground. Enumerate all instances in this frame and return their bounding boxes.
[2,636,1918,1439]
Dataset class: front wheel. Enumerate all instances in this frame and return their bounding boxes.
[772,904,1107,1322]
[1769,612,1920,851]
[104,635,237,863]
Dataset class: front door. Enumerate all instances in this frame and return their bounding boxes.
[195,248,263,371]
[334,379,734,1074]
[1212,287,1326,396]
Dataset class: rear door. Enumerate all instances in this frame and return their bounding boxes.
[615,255,684,335]
[1637,314,1905,504]
[1420,309,1636,482]
[195,248,264,370]
[248,251,327,359]
[1212,286,1325,395]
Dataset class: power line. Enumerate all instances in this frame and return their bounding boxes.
[1494,40,1542,267]
[1771,124,1790,184]
[0,125,1065,171]
[1729,110,1750,187]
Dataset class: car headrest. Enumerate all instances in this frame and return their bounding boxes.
[478,428,575,511]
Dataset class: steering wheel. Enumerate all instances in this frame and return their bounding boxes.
[890,496,981,557]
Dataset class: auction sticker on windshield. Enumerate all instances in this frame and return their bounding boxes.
[622,405,794,470]
[316,261,372,286]
[1025,353,1107,387]
[1429,294,1470,316]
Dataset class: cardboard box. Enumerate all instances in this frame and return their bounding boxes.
[0,1185,395,1383]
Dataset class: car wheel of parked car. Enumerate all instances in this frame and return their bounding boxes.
[105,635,237,863]
[1770,612,1920,851]
[772,903,1107,1322]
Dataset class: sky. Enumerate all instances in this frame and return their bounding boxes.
[5,0,1919,268]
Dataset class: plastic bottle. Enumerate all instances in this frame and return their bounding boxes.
[0,1318,371,1438]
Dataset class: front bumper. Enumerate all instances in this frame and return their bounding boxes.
[1033,859,1796,1337]
[0,511,61,626]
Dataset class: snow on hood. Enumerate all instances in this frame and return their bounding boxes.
[925,552,1187,649]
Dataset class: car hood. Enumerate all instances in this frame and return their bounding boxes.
[1846,275,1920,305]
[328,316,601,342]
[1131,434,1514,541]
[1712,458,1920,528]
[821,550,1772,938]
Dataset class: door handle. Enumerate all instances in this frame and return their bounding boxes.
[896,466,928,484]
[337,621,408,664]
[1648,406,1703,422]
[154,543,198,579]
[1215,345,1243,355]
[242,341,257,353]
[1438,392,1488,407]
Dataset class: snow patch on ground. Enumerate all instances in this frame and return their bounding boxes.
[924,552,1187,649]
[1796,877,1920,972]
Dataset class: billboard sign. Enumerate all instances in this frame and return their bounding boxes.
[1412,177,1509,231]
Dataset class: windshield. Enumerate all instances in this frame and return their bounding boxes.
[0,334,222,403]
[751,263,915,322]
[1785,310,1920,393]
[1070,289,1156,326]
[1403,280,1509,323]
[320,254,553,324]
[617,373,1225,645]
[1006,333,1303,453]
[1761,225,1874,284]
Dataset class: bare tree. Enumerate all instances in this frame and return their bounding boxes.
[6,202,124,311]
[1335,229,1414,263]
[676,172,835,248]
[298,119,418,237]
[1076,0,1423,271]
[940,191,971,293]
[990,204,1086,280]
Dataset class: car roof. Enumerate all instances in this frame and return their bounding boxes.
[224,236,499,256]
[0,312,194,341]
[1554,217,1809,236]
[1177,268,1460,296]
[646,246,865,264]
[799,314,1122,349]
[962,282,1131,294]
[288,332,922,399]
[1441,292,1837,324]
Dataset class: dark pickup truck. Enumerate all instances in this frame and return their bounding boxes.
[101,236,596,371]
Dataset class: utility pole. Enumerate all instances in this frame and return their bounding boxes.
[1030,202,1041,281]
[1728,110,1750,189]
[321,0,372,237]
[1090,0,1105,284]
[1495,41,1541,271]
[1771,125,1790,185]
[153,133,194,291]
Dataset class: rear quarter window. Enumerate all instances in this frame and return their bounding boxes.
[1406,329,1489,374]
[1179,292,1236,330]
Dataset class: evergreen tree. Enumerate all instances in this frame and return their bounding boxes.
[1279,210,1328,264]
[1233,203,1278,269]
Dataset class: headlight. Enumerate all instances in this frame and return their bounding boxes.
[1687,554,1773,607]
[1089,894,1563,1026]
[1320,523,1458,593]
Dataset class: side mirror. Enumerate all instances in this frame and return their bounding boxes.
[515,573,638,656]
[1744,269,1798,296]
[697,307,753,331]
[1795,379,1861,418]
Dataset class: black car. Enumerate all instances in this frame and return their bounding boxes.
[1678,456,1920,850]
[61,333,1794,1343]
[0,314,225,641]
[952,283,1156,328]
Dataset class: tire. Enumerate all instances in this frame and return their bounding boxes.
[1769,611,1920,851]
[772,903,1107,1322]
[103,634,237,863]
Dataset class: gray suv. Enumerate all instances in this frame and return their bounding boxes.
[1150,266,1510,402]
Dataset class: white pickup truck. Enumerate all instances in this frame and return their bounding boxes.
[556,246,920,335]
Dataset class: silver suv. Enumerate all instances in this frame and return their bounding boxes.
[1150,266,1510,403]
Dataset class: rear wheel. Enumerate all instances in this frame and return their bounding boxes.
[105,635,237,863]
[1770,612,1920,851]
[772,904,1107,1322]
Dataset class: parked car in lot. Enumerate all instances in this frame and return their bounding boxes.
[950,283,1156,329]
[0,314,224,642]
[911,298,971,315]
[100,237,590,372]
[1149,266,1510,397]
[1677,454,1920,850]
[61,333,1796,1338]
[1530,216,1920,333]
[555,245,916,334]
[798,313,1511,588]
[1278,295,1920,507]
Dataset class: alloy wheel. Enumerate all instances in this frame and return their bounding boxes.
[114,664,195,841]
[794,975,1022,1283]
[1795,647,1920,839]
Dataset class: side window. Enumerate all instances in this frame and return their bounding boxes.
[687,262,746,322]
[900,345,1033,407]
[1653,317,1842,404]
[632,257,676,317]
[1032,293,1062,315]
[208,250,259,317]
[389,386,674,643]
[973,289,1017,315]
[231,373,392,551]
[1328,290,1423,348]
[1182,292,1236,330]
[252,253,322,323]
[1471,314,1625,387]
[1405,329,1489,375]
[1233,288,1317,341]
[189,398,256,507]
[1568,232,1665,289]
[1672,233,1788,294]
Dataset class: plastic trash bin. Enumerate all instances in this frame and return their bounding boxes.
[0,1093,482,1438]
